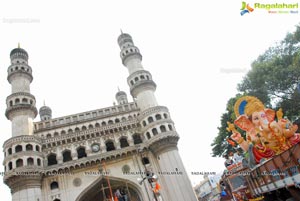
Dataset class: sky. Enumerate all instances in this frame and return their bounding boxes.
[0,0,299,199]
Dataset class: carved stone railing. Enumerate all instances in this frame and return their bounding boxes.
[34,102,139,131]
[3,135,42,148]
[44,145,142,174]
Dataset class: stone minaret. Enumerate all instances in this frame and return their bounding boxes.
[6,45,38,137]
[39,103,52,121]
[3,45,43,201]
[118,33,198,201]
[115,89,128,105]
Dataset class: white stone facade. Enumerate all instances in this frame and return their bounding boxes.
[3,34,198,201]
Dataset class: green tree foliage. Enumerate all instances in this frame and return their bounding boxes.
[211,24,300,157]
[211,95,244,157]
[238,24,300,119]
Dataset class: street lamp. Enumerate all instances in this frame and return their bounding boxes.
[135,146,161,201]
[135,146,151,201]
[137,171,160,201]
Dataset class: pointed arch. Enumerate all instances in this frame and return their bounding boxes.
[48,153,57,166]
[16,159,23,167]
[75,176,143,201]
[105,140,115,152]
[132,133,143,144]
[62,149,72,162]
[77,146,87,159]
[119,137,129,148]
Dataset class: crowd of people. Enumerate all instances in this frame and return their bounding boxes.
[114,188,128,201]
[223,150,244,168]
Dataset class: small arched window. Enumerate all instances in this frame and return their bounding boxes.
[101,121,107,126]
[47,153,57,166]
[155,114,162,120]
[22,98,28,103]
[26,144,33,151]
[16,159,23,167]
[77,147,87,159]
[106,140,115,152]
[108,120,113,125]
[168,124,173,131]
[37,158,41,166]
[120,137,129,148]
[50,181,59,190]
[163,113,168,119]
[160,125,167,132]
[68,129,73,134]
[142,157,150,165]
[115,118,120,123]
[8,148,12,155]
[95,123,100,128]
[15,145,22,153]
[133,134,143,144]
[47,133,52,138]
[146,132,151,139]
[152,128,158,136]
[148,116,154,123]
[8,162,13,170]
[36,145,40,152]
[88,124,94,129]
[62,150,72,162]
[142,121,146,127]
[82,126,87,131]
[27,157,34,166]
[15,98,20,104]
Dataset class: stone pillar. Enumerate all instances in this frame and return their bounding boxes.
[71,144,78,160]
[56,147,63,164]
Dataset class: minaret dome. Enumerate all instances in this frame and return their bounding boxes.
[39,105,52,121]
[118,32,142,66]
[10,44,29,64]
[115,89,128,105]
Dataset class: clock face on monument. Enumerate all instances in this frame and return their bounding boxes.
[91,144,100,152]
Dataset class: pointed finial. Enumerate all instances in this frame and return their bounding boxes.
[120,29,123,34]
[43,100,46,106]
[117,86,120,92]
[18,42,20,48]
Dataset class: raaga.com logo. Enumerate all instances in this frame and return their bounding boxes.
[240,2,299,15]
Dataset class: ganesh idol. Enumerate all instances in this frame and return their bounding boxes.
[228,96,300,167]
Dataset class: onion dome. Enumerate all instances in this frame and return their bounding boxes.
[10,43,29,61]
[115,88,128,105]
[39,104,52,121]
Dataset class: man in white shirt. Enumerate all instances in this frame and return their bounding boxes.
[233,150,243,163]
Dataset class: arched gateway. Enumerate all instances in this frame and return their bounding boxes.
[76,176,143,201]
